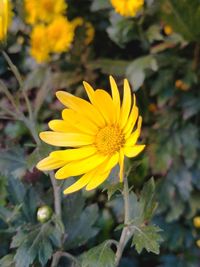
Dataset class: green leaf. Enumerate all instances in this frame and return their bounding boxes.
[88,58,128,76]
[140,178,158,221]
[160,0,200,41]
[0,174,8,205]
[80,241,115,267]
[0,254,15,267]
[126,55,158,91]
[90,0,111,11]
[0,147,26,177]
[105,182,123,200]
[11,216,63,267]
[132,225,163,254]
[63,193,99,249]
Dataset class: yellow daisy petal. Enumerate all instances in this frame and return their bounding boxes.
[109,75,121,120]
[123,98,138,137]
[86,170,110,191]
[56,91,105,127]
[48,119,78,132]
[119,150,124,182]
[91,89,116,124]
[120,79,132,128]
[55,154,107,179]
[62,109,98,135]
[86,152,119,190]
[124,145,145,158]
[83,81,95,102]
[37,156,66,171]
[125,116,142,147]
[50,146,96,161]
[63,172,92,194]
[40,131,94,147]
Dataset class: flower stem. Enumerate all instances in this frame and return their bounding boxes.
[115,177,132,266]
[49,171,62,218]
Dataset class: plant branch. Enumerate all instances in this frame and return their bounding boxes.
[115,177,133,266]
[49,171,62,218]
[192,43,200,71]
[51,251,80,267]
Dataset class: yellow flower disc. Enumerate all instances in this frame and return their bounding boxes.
[193,216,200,228]
[47,16,75,53]
[110,0,144,17]
[37,76,145,194]
[30,24,50,63]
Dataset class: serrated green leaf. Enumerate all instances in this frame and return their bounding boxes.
[80,241,115,267]
[106,182,123,200]
[140,178,158,221]
[0,147,26,177]
[132,225,162,254]
[126,55,158,91]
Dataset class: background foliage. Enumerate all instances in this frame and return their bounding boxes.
[0,0,200,266]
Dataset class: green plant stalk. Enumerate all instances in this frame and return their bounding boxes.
[49,171,62,218]
[115,177,133,266]
[51,251,81,267]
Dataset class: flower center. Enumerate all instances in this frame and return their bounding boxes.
[42,0,54,12]
[95,125,125,155]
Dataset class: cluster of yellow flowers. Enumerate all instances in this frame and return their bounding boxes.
[24,0,95,63]
[110,0,144,17]
[24,0,74,63]
[0,0,12,42]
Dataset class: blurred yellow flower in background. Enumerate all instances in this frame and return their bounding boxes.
[72,17,95,45]
[47,16,75,53]
[24,0,67,24]
[193,216,200,228]
[0,0,12,42]
[110,0,144,17]
[30,24,50,63]
[37,76,145,194]
[164,25,173,35]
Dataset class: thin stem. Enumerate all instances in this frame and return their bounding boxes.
[49,171,62,218]
[192,43,200,71]
[2,51,34,121]
[115,177,132,266]
[51,251,80,267]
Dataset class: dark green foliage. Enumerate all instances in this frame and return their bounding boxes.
[1,0,200,266]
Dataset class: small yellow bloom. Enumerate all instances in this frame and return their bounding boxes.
[72,17,95,45]
[164,25,173,35]
[0,0,12,42]
[37,76,145,194]
[175,79,190,91]
[193,216,200,228]
[30,24,50,63]
[24,0,67,24]
[47,16,75,53]
[110,0,144,17]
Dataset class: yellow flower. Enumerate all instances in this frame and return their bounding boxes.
[193,216,200,228]
[110,0,144,17]
[30,24,50,63]
[0,0,12,41]
[37,76,145,194]
[47,16,75,53]
[72,17,95,45]
[24,0,67,24]
[164,25,173,35]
